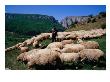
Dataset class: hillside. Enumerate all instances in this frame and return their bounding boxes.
[61,12,106,31]
[65,17,106,32]
[60,16,89,28]
[5,13,64,36]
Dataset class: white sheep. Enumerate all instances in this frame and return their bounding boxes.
[17,49,39,61]
[80,41,99,49]
[27,48,61,67]
[15,43,23,48]
[65,33,77,40]
[46,42,63,49]
[24,39,34,46]
[61,40,73,45]
[34,34,43,42]
[62,44,85,53]
[41,33,50,40]
[5,46,16,52]
[33,41,39,48]
[56,34,65,42]
[18,46,29,53]
[76,38,83,44]
[60,53,79,62]
[78,49,104,61]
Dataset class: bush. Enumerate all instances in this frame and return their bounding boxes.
[99,12,106,17]
[69,23,76,28]
[87,18,91,23]
[91,18,96,23]
[101,23,106,29]
[88,14,93,18]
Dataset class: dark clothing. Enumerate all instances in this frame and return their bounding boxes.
[52,28,58,42]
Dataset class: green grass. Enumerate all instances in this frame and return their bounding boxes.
[5,49,28,70]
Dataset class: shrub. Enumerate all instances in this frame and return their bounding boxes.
[87,18,91,23]
[88,14,93,18]
[101,23,106,29]
[99,12,106,17]
[69,23,76,28]
[91,18,96,23]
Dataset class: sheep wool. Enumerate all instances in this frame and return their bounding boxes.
[63,44,85,53]
[46,42,63,49]
[19,47,29,53]
[17,49,39,61]
[78,49,104,61]
[80,41,99,49]
[33,41,39,48]
[61,40,73,45]
[60,53,79,62]
[27,48,61,67]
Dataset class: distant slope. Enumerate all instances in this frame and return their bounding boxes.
[61,12,106,31]
[65,17,106,31]
[5,13,64,36]
[60,16,89,29]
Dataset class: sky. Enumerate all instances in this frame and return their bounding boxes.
[5,5,106,21]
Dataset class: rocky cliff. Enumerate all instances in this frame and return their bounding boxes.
[60,16,90,28]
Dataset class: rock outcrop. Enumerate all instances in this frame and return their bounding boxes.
[60,16,90,28]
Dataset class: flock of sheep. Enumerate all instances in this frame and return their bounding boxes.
[5,28,106,69]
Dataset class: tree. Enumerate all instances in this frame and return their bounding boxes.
[99,12,106,17]
[91,18,96,23]
[88,14,93,18]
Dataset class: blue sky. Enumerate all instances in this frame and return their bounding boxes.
[5,5,106,21]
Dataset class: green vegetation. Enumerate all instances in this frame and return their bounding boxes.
[6,13,64,36]
[5,31,31,48]
[101,23,106,29]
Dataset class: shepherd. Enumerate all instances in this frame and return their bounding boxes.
[51,27,58,42]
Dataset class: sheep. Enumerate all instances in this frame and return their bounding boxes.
[21,49,39,62]
[64,43,75,48]
[77,38,83,44]
[19,43,26,47]
[61,40,73,45]
[17,49,39,61]
[15,43,23,48]
[62,32,71,36]
[33,41,39,48]
[18,46,29,53]
[34,33,50,42]
[27,48,61,67]
[57,35,65,42]
[59,53,79,63]
[40,33,50,40]
[17,52,26,61]
[80,41,99,49]
[62,44,85,53]
[65,33,77,40]
[46,42,63,49]
[78,49,104,61]
[34,34,44,42]
[5,46,16,52]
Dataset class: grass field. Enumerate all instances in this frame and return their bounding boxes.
[5,34,106,70]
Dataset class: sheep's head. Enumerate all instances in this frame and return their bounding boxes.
[17,53,25,61]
